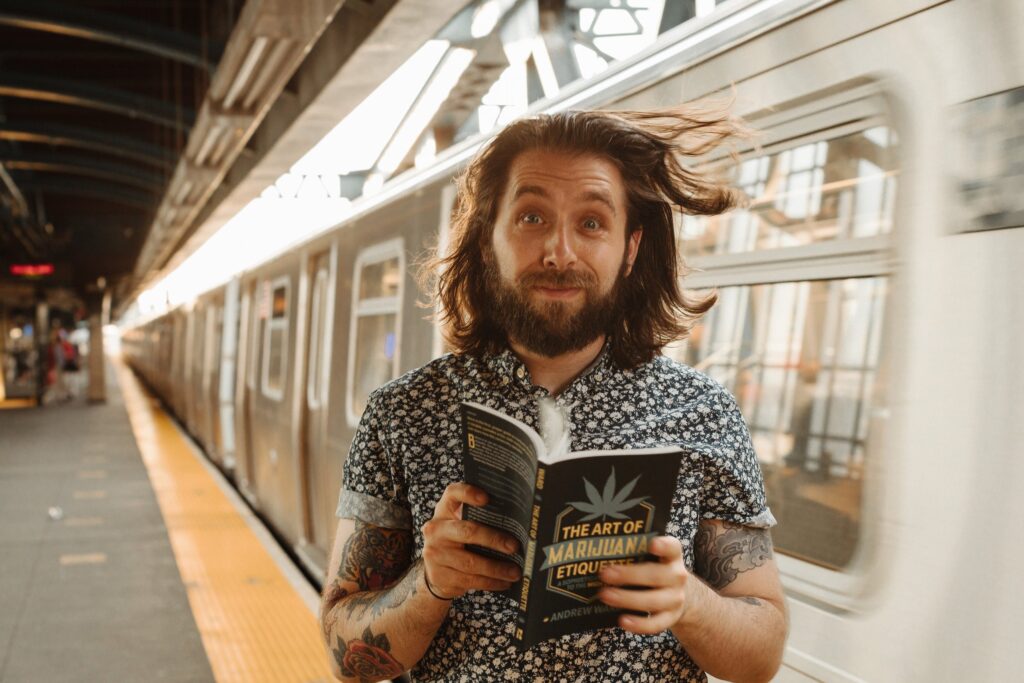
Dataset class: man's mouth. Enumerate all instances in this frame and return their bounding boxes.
[533,286,582,299]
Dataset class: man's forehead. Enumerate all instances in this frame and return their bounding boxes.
[503,148,626,201]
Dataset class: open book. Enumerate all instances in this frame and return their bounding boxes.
[460,400,684,650]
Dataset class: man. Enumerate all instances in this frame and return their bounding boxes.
[320,108,787,682]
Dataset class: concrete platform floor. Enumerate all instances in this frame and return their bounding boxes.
[0,361,215,682]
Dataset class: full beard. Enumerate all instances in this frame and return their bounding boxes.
[484,256,626,358]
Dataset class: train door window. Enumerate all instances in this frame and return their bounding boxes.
[665,84,897,593]
[261,277,290,401]
[202,305,217,393]
[346,239,404,426]
[246,281,261,391]
[306,264,331,408]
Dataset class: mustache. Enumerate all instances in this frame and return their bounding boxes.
[517,270,596,289]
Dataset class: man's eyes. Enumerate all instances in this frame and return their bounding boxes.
[516,212,606,230]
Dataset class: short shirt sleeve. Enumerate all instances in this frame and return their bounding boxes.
[700,387,776,529]
[336,387,412,530]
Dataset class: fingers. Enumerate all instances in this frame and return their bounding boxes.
[600,558,687,590]
[599,585,680,614]
[618,610,681,635]
[648,535,683,560]
[422,483,522,598]
[422,518,519,555]
[427,546,521,583]
[422,545,520,596]
[434,482,488,519]
[597,536,688,635]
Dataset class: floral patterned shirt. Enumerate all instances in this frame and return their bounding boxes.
[337,346,775,682]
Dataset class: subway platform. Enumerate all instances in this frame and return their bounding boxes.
[0,357,334,683]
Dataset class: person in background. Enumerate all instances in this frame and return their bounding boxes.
[61,328,82,397]
[320,107,787,682]
[44,326,72,404]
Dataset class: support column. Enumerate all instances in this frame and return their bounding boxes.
[86,291,108,404]
[34,294,49,406]
[0,302,7,402]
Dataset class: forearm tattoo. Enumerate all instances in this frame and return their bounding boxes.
[342,560,421,621]
[333,626,404,682]
[694,521,774,590]
[340,521,414,591]
[320,522,415,679]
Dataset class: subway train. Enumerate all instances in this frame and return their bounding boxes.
[122,0,1024,680]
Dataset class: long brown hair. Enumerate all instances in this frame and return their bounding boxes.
[426,104,747,369]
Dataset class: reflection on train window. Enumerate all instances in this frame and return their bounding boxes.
[261,280,289,400]
[669,278,887,569]
[351,313,398,416]
[670,93,899,575]
[358,259,401,300]
[347,242,404,426]
[680,127,897,257]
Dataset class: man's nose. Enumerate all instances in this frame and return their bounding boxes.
[542,222,578,269]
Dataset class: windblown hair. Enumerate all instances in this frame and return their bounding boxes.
[426,104,748,369]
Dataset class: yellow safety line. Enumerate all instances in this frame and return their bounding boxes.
[115,358,335,683]
[0,398,35,410]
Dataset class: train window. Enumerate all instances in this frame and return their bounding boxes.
[202,306,217,392]
[674,277,886,568]
[261,277,290,400]
[307,267,330,408]
[347,239,404,427]
[246,281,261,390]
[680,126,897,259]
[666,86,897,577]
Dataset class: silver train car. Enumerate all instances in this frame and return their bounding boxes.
[122,0,1024,680]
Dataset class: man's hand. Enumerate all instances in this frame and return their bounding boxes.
[597,536,691,634]
[420,483,522,599]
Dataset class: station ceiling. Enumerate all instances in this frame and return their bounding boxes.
[1,0,690,318]
[0,0,231,307]
[0,0,447,313]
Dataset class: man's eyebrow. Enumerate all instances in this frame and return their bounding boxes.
[511,184,618,216]
[579,189,618,216]
[511,184,550,202]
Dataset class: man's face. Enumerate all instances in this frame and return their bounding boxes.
[485,149,642,357]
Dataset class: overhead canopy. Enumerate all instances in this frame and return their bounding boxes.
[0,0,458,312]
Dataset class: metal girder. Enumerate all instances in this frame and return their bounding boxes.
[0,0,218,69]
[0,163,46,258]
[1,151,163,192]
[133,0,353,280]
[0,121,175,171]
[15,177,154,212]
[0,72,195,132]
[537,0,582,90]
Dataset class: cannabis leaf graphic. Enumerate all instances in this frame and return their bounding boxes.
[568,468,648,521]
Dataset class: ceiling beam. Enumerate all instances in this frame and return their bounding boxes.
[2,151,164,192]
[15,177,154,212]
[0,121,176,171]
[0,0,217,69]
[0,72,195,132]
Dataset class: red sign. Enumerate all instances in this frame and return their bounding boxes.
[10,263,55,277]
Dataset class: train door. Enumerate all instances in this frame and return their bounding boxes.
[194,304,210,450]
[183,308,198,432]
[203,303,222,460]
[299,249,335,570]
[236,279,261,500]
[219,279,241,471]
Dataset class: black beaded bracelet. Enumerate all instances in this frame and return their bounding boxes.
[423,569,454,601]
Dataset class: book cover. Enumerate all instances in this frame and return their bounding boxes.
[460,401,683,650]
